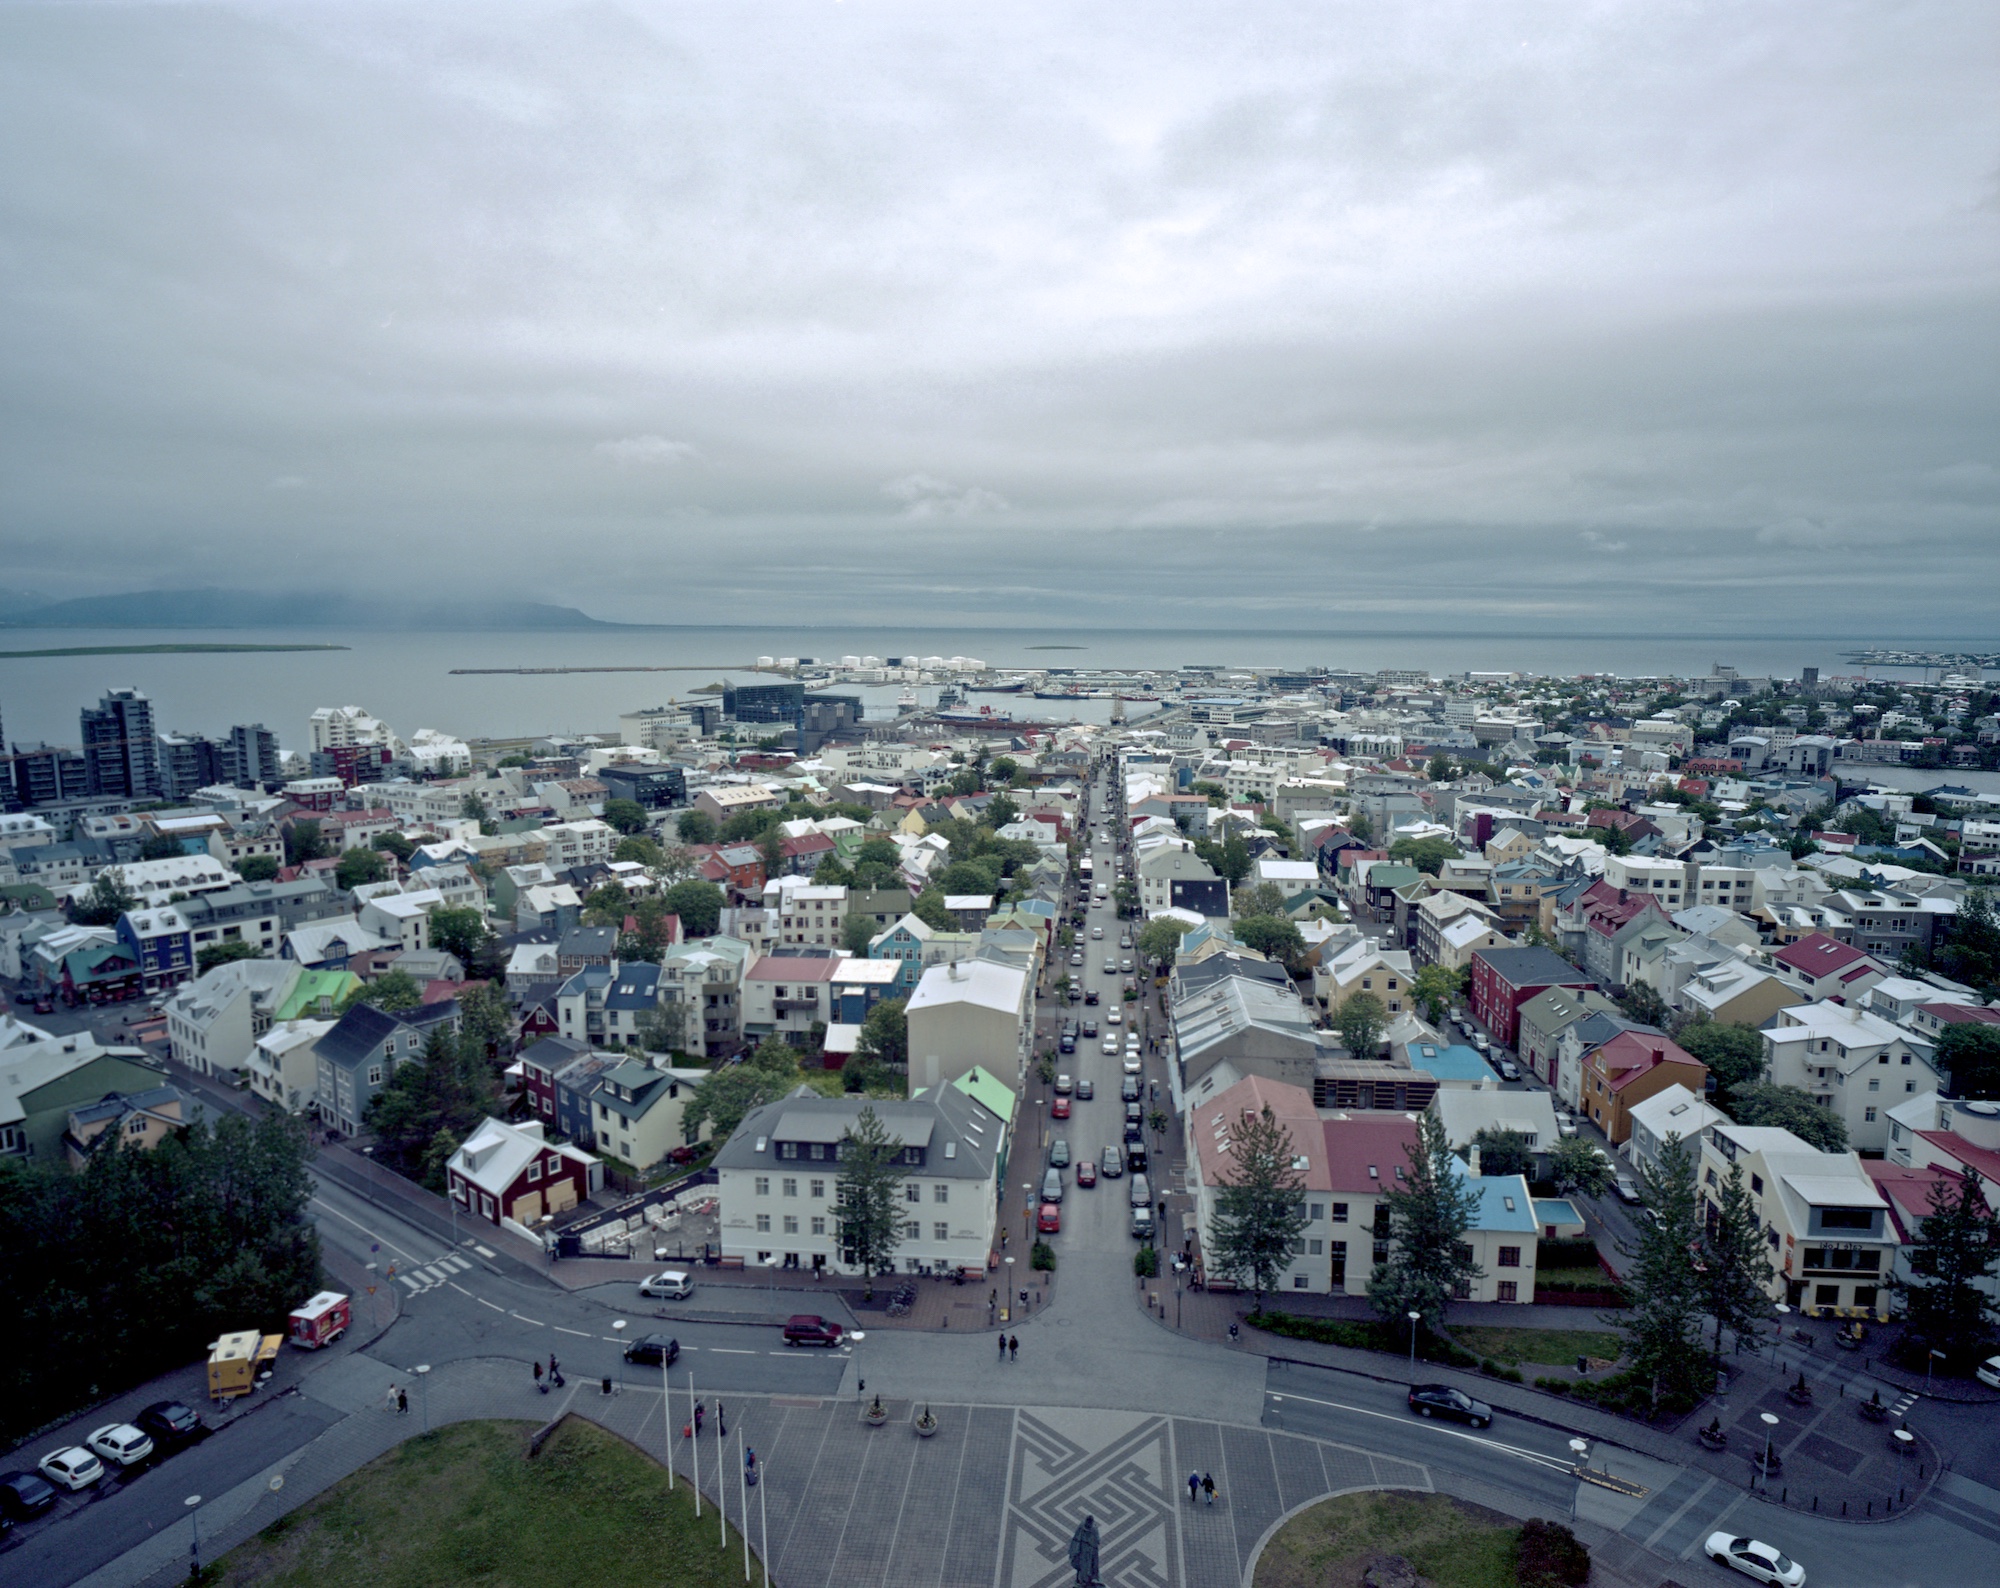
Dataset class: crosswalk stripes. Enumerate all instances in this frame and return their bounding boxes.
[1890,1390,1918,1418]
[395,1253,475,1294]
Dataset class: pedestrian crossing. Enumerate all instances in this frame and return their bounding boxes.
[1889,1389,1918,1419]
[396,1252,474,1293]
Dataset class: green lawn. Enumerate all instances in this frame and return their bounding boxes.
[1252,1491,1521,1588]
[1451,1326,1624,1368]
[212,1419,750,1588]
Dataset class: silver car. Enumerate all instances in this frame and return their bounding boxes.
[639,1270,695,1300]
[86,1423,154,1468]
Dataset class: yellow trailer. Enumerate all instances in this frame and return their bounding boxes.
[207,1330,281,1401]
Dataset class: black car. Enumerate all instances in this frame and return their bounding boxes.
[1121,1075,1141,1102]
[0,1470,58,1520]
[623,1334,681,1367]
[1084,989,1099,1005]
[1407,1384,1493,1428]
[137,1401,203,1445]
[1075,1077,1094,1099]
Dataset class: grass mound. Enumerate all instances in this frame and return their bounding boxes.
[1252,1490,1522,1588]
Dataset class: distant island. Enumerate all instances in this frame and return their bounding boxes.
[0,642,351,659]
[0,587,642,632]
[1026,644,1088,650]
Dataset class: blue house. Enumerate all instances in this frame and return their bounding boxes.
[117,906,194,994]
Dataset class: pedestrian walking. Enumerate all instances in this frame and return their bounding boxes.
[1202,1473,1215,1506]
[999,1332,1008,1360]
[694,1400,705,1435]
[386,1382,400,1414]
[1008,1334,1018,1361]
[397,1387,409,1416]
[1187,1471,1201,1504]
[549,1354,562,1387]
[534,1360,545,1392]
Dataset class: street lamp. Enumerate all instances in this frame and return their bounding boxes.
[1567,1440,1589,1518]
[1927,1348,1945,1395]
[1758,1412,1779,1486]
[613,1319,627,1393]
[414,1363,431,1432]
[1407,1311,1422,1374]
[1003,1256,1015,1323]
[185,1495,202,1577]
[847,1329,866,1397]
[1771,1302,1790,1364]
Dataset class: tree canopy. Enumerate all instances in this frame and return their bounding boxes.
[675,809,718,846]
[836,1104,910,1283]
[1368,1111,1483,1334]
[910,889,955,932]
[236,854,282,882]
[602,798,649,835]
[1334,992,1388,1059]
[1193,831,1253,886]
[342,967,425,1014]
[1894,1170,2000,1370]
[855,997,909,1073]
[1388,836,1462,876]
[1621,1135,1709,1409]
[663,879,724,937]
[70,869,137,926]
[335,846,390,890]
[196,939,267,976]
[1729,1082,1848,1152]
[1136,916,1195,964]
[1936,1023,2000,1101]
[1674,1021,1765,1107]
[1208,1105,1310,1305]
[1411,963,1465,1025]
[1236,914,1304,964]
[426,905,492,967]
[284,818,329,865]
[1469,1127,1534,1180]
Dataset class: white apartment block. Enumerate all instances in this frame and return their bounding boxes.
[1764,1002,1940,1154]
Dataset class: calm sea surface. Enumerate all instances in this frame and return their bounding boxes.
[1,625,1994,780]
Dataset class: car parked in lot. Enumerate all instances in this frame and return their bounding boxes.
[639,1270,695,1300]
[1049,1138,1071,1168]
[85,1424,154,1468]
[136,1401,203,1445]
[1042,1167,1065,1203]
[1051,1095,1071,1120]
[1703,1532,1806,1586]
[623,1334,680,1367]
[1100,1145,1124,1178]
[0,1470,58,1520]
[1407,1384,1493,1428]
[1121,1075,1141,1102]
[783,1315,845,1347]
[37,1447,102,1491]
[1038,1201,1062,1234]
[1054,1073,1073,1095]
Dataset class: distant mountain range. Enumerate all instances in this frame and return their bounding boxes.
[0,588,638,631]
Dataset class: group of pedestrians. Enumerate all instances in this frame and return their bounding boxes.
[1185,1471,1217,1506]
[384,1383,407,1415]
[997,1333,1019,1361]
[531,1355,564,1394]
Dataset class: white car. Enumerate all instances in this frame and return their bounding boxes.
[38,1445,104,1491]
[1091,926,1104,939]
[1704,1532,1805,1586]
[1615,1175,1641,1203]
[639,1270,694,1300]
[1123,1057,1143,1075]
[1976,1355,2000,1390]
[86,1423,154,1468]
[1106,1009,1122,1025]
[1101,1038,1119,1056]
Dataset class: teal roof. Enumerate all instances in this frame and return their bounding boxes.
[1401,1041,1497,1083]
[1445,1153,1539,1234]
[1533,1199,1583,1227]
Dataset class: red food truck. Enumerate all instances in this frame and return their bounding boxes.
[287,1291,352,1350]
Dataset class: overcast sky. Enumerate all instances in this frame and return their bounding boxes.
[1,1,1995,633]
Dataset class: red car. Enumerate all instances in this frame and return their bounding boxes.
[1051,1096,1071,1120]
[1037,1202,1062,1234]
[1075,1160,1097,1188]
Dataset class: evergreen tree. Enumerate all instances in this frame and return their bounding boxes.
[1895,1171,2000,1369]
[71,869,137,926]
[1207,1105,1310,1307]
[1411,964,1465,1025]
[1335,992,1388,1059]
[1700,1158,1776,1362]
[855,997,909,1073]
[1729,1082,1848,1152]
[1469,1127,1534,1180]
[836,1104,910,1288]
[1620,1134,1708,1408]
[1369,1112,1483,1334]
[1547,1135,1613,1200]
[1675,1020,1765,1108]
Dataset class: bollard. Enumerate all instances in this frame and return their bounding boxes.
[1900,1487,1905,1503]
[1781,1488,1787,1503]
[1842,1501,1847,1516]
[1867,1501,1872,1515]
[1812,1496,1818,1512]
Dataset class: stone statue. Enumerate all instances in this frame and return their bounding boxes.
[1066,1514,1102,1587]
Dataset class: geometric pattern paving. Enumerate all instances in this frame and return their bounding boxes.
[1004,1411,1175,1588]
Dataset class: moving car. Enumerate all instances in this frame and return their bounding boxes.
[0,1470,58,1520]
[1101,1038,1119,1056]
[1084,989,1099,1005]
[783,1315,845,1347]
[1075,1159,1097,1187]
[1703,1532,1806,1586]
[1051,1095,1071,1120]
[1070,952,1084,967]
[1099,1145,1124,1179]
[85,1424,154,1468]
[1081,1020,1098,1038]
[37,1446,102,1492]
[1049,1138,1071,1168]
[1054,1073,1073,1095]
[1038,1201,1062,1234]
[1123,1056,1143,1076]
[1106,1008,1122,1025]
[639,1270,695,1300]
[623,1334,680,1367]
[1407,1385,1493,1428]
[136,1401,203,1445]
[1103,958,1116,975]
[1091,926,1104,939]
[1076,1077,1094,1098]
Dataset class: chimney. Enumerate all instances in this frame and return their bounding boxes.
[1468,1143,1482,1177]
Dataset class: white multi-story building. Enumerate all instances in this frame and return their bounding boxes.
[248,1018,335,1113]
[905,958,1032,1090]
[1763,1002,1940,1154]
[309,705,399,752]
[1191,1076,1334,1293]
[163,959,304,1082]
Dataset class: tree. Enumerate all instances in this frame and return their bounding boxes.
[683,1064,791,1145]
[365,1025,497,1188]
[372,831,416,863]
[1936,1024,2000,1102]
[985,792,1020,831]
[721,807,781,843]
[1547,1136,1613,1201]
[855,997,909,1074]
[236,854,282,883]
[632,1001,687,1056]
[334,846,390,890]
[842,913,879,955]
[614,834,664,868]
[1137,916,1195,965]
[284,818,329,865]
[1615,980,1670,1030]
[676,809,718,846]
[910,889,955,932]
[1729,1082,1848,1152]
[1620,1134,1708,1408]
[1894,1170,2000,1370]
[1388,836,1461,877]
[196,939,266,975]
[456,981,515,1062]
[1207,1105,1311,1307]
[459,791,491,824]
[1469,1127,1534,1180]
[1425,753,1456,783]
[1675,1021,1765,1108]
[756,825,785,882]
[581,882,631,928]
[602,798,649,836]
[138,833,182,861]
[988,756,1018,783]
[70,869,136,926]
[1195,831,1253,887]
[1700,1157,1776,1364]
[1233,881,1288,919]
[663,879,724,937]
[427,906,491,966]
[813,854,854,886]
[1236,915,1305,963]
[836,1104,910,1286]
[341,968,424,1014]
[618,895,678,963]
[1412,964,1465,1025]
[1334,992,1388,1058]
[1936,883,1999,995]
[1368,1111,1483,1335]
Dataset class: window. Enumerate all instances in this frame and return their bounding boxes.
[934,1183,950,1204]
[755,1176,770,1196]
[782,1215,798,1234]
[527,1160,542,1182]
[1293,1274,1310,1289]
[904,1220,920,1239]
[810,1179,826,1198]
[1814,1283,1839,1307]
[1868,1079,1880,1092]
[1497,1246,1521,1268]
[1750,1174,1763,1194]
[1308,1202,1324,1221]
[367,1064,384,1086]
[1704,1168,1717,1187]
[1308,1238,1322,1256]
[1864,1108,1877,1122]
[934,1222,949,1241]
[1332,1202,1349,1223]
[779,1141,798,1158]
[1820,1207,1873,1230]
[1853,1285,1878,1310]
[783,1178,798,1197]
[811,1216,826,1236]
[755,1214,771,1233]
[1496,1281,1518,1303]
[1373,1240,1390,1264]
[906,1183,922,1203]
